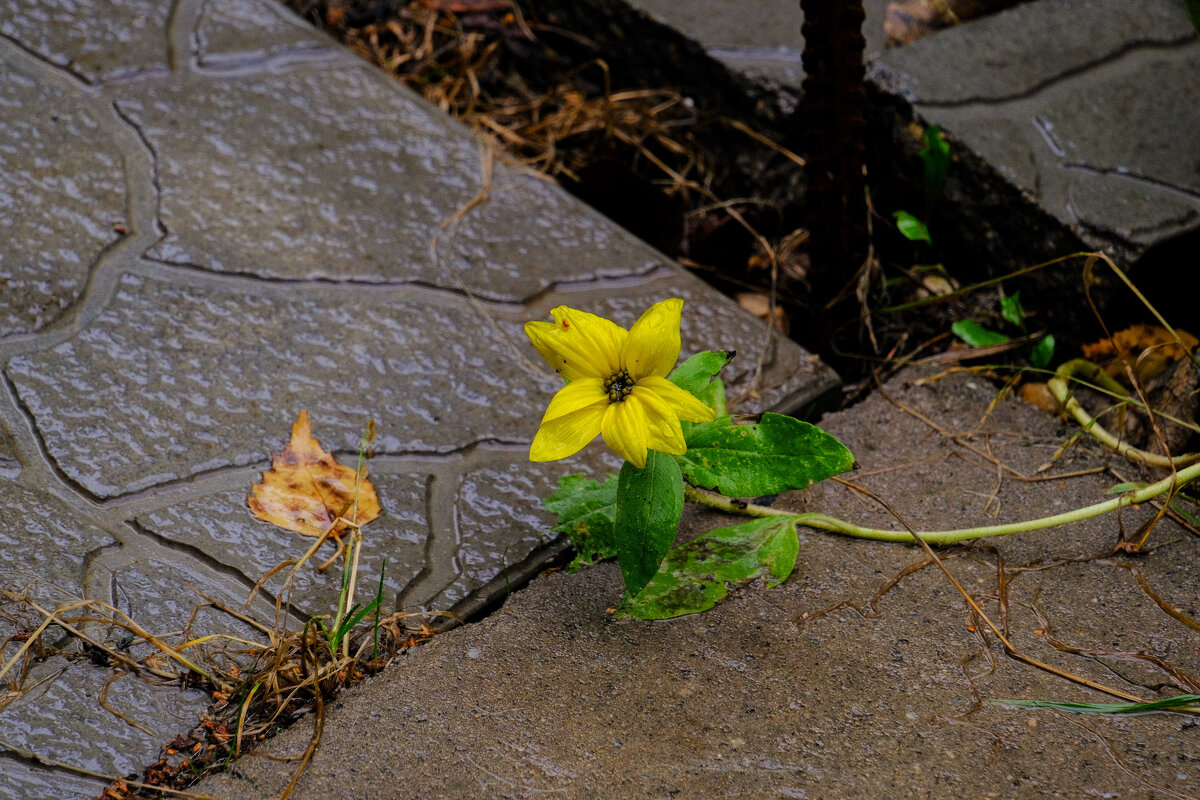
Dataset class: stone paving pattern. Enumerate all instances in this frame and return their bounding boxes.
[0,0,835,794]
[624,0,1200,267]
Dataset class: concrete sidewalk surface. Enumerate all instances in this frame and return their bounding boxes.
[202,370,1200,799]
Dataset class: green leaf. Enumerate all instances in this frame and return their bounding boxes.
[696,376,726,417]
[951,319,1009,348]
[1000,292,1025,328]
[544,473,618,571]
[919,125,950,202]
[994,694,1200,715]
[1186,0,1200,38]
[1030,334,1055,369]
[668,350,735,398]
[671,351,732,437]
[615,451,684,596]
[894,210,931,244]
[618,516,801,620]
[678,413,856,498]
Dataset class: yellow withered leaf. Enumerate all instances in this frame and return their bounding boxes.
[248,412,380,538]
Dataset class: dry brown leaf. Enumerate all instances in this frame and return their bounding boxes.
[885,0,1026,46]
[248,412,380,538]
[1080,324,1198,384]
[736,292,789,335]
[1019,381,1059,415]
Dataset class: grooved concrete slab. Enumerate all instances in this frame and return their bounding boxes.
[618,0,1200,266]
[0,0,837,795]
[872,0,1200,258]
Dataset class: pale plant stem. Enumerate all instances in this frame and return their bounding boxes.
[341,530,363,659]
[684,459,1200,544]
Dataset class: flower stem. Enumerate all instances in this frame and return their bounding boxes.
[685,459,1200,544]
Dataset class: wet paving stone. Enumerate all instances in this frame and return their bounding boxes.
[873,0,1200,257]
[0,657,208,784]
[0,45,125,337]
[0,756,104,800]
[0,0,171,83]
[195,0,332,69]
[443,459,572,606]
[134,471,429,617]
[7,269,830,500]
[0,479,117,604]
[115,67,659,300]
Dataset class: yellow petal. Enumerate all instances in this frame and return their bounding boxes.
[530,400,607,462]
[637,375,717,423]
[601,396,649,469]
[540,378,607,424]
[621,298,683,381]
[631,386,686,455]
[525,306,626,382]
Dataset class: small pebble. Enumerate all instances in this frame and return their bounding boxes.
[467,647,481,659]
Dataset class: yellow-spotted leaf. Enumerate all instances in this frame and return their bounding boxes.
[248,412,380,537]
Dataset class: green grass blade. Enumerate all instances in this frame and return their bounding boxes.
[995,694,1200,715]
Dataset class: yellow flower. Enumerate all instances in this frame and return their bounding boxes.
[525,298,716,469]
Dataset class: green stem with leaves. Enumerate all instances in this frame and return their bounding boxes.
[685,458,1200,545]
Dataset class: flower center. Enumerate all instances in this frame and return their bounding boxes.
[603,369,635,403]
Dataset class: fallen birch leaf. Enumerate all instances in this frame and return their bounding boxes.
[248,412,380,538]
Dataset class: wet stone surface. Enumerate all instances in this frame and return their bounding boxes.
[7,269,827,501]
[873,0,1200,255]
[0,44,125,337]
[117,67,659,300]
[612,0,1200,266]
[0,479,117,603]
[0,657,209,783]
[0,0,172,83]
[195,0,332,69]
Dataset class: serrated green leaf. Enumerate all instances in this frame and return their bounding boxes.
[919,125,950,202]
[1030,334,1055,369]
[615,451,684,597]
[1000,292,1025,328]
[618,516,801,620]
[544,473,618,571]
[668,350,735,398]
[995,694,1200,715]
[951,319,1009,348]
[678,413,855,498]
[894,210,931,244]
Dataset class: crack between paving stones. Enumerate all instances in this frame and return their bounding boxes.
[1061,162,1200,206]
[76,439,532,510]
[124,518,309,625]
[911,35,1198,110]
[192,45,343,77]
[0,33,95,89]
[0,749,103,791]
[165,0,199,74]
[138,256,670,311]
[0,373,103,506]
[395,474,438,611]
[110,101,168,248]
